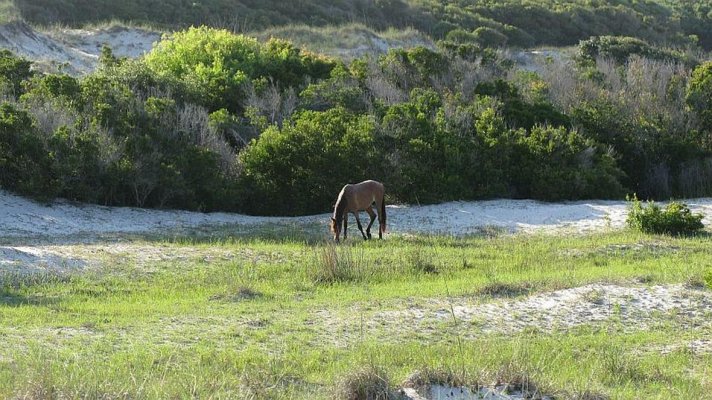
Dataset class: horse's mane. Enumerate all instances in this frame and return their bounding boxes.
[333,192,348,223]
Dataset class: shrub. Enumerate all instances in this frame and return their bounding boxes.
[626,195,704,235]
[515,125,625,200]
[473,27,508,48]
[239,107,378,215]
[687,61,712,131]
[0,102,55,198]
[145,27,335,113]
[0,50,33,97]
[577,36,691,66]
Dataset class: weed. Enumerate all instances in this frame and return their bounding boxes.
[582,289,606,305]
[408,247,438,275]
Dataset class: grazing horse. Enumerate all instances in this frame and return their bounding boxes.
[330,180,386,242]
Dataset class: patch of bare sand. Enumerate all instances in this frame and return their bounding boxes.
[373,284,712,335]
[0,246,88,274]
[401,384,552,400]
[0,242,292,276]
[308,284,712,349]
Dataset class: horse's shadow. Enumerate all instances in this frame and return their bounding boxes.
[0,291,60,307]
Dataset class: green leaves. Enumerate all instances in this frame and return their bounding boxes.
[0,102,55,198]
[239,108,377,215]
[145,27,335,113]
[0,50,32,97]
[687,61,712,131]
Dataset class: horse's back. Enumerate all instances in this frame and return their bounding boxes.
[343,180,383,210]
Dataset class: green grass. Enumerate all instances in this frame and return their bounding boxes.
[1,230,712,398]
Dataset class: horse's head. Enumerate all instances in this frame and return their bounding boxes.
[330,217,340,242]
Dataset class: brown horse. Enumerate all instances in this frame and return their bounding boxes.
[330,180,386,242]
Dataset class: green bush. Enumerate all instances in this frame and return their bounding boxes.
[687,61,712,132]
[515,125,625,200]
[0,50,32,97]
[473,27,508,48]
[0,102,55,198]
[577,36,692,65]
[145,27,335,113]
[627,195,704,235]
[239,107,378,215]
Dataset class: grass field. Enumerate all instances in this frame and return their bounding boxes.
[1,229,712,399]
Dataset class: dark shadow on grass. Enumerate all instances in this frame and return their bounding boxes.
[0,291,60,307]
[476,281,535,298]
[0,221,330,246]
[0,271,68,307]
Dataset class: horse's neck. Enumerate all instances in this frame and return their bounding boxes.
[334,195,348,221]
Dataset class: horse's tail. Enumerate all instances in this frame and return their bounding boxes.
[380,195,387,233]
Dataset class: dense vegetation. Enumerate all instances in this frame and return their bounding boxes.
[14,0,712,50]
[0,23,711,215]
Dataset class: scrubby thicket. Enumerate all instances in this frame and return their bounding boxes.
[0,25,712,215]
[15,0,712,50]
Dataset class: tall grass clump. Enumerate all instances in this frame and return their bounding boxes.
[626,195,704,235]
[335,365,394,400]
[310,242,366,284]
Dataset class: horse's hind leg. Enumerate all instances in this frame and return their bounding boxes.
[365,207,376,239]
[376,200,384,239]
[353,212,367,240]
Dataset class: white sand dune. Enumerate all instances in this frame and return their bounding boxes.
[0,21,159,74]
[2,189,712,239]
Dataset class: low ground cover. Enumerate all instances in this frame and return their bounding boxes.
[1,230,711,398]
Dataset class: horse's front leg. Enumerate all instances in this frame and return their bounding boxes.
[354,212,367,240]
[343,215,348,241]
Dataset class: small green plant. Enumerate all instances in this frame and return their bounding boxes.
[407,247,439,274]
[626,194,704,235]
[704,271,712,290]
